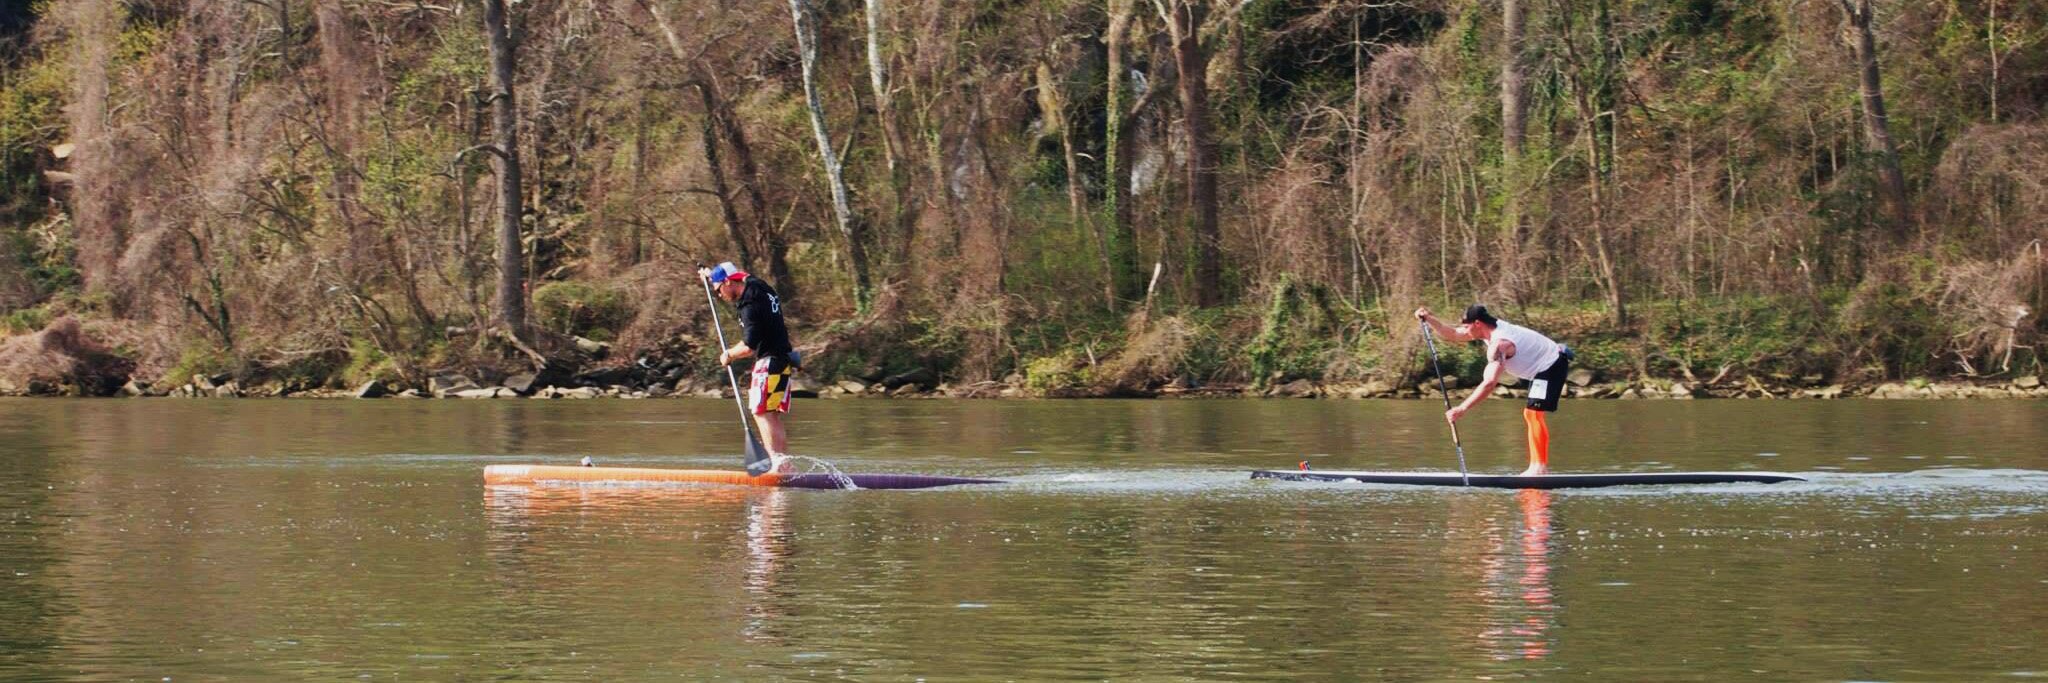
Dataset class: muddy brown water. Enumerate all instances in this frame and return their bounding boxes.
[2,397,2045,679]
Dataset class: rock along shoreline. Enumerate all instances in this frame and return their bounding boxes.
[5,371,2042,401]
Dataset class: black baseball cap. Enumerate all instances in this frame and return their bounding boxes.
[1460,304,1497,326]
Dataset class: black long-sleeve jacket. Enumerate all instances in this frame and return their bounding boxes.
[735,278,793,364]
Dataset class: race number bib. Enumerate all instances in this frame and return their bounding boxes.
[1530,379,1550,400]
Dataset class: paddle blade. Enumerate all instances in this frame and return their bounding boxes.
[743,431,773,476]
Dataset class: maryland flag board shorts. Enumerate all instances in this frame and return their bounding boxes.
[749,356,794,415]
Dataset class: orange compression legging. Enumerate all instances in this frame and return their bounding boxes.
[1523,408,1550,469]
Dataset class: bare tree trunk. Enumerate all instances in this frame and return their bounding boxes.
[1038,59,1114,309]
[699,68,791,293]
[963,103,1011,300]
[1566,88,1625,328]
[1499,0,1532,297]
[637,0,792,292]
[455,93,482,319]
[1593,0,1625,327]
[1989,0,2001,123]
[1104,0,1142,302]
[790,0,873,313]
[1586,127,1625,327]
[483,0,528,341]
[522,22,556,294]
[180,229,235,351]
[629,92,647,265]
[1593,0,1617,188]
[704,72,794,294]
[1164,0,1221,307]
[1500,0,1529,162]
[693,82,753,271]
[1558,0,1626,327]
[311,0,368,276]
[1346,14,1366,304]
[1837,0,1911,236]
[311,1,438,330]
[864,0,920,278]
[313,0,364,151]
[1062,122,1104,305]
[864,0,904,175]
[62,0,121,288]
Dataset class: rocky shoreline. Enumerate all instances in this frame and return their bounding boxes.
[6,369,2042,401]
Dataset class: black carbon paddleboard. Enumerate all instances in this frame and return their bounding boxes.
[1250,469,1805,489]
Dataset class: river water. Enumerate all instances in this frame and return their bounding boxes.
[2,397,2044,679]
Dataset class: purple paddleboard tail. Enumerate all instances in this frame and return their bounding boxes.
[779,473,1003,490]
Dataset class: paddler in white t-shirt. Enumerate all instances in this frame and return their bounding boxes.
[1415,304,1574,476]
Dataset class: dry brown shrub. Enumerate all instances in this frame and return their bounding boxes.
[1238,113,1345,290]
[948,297,1011,384]
[1096,314,1199,390]
[607,260,721,357]
[0,316,135,394]
[0,242,35,310]
[56,0,125,288]
[1932,123,2048,255]
[1938,247,2044,375]
[1333,49,1437,375]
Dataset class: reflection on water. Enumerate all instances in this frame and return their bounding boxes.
[4,398,2048,679]
[1479,489,1556,660]
[481,484,800,647]
[743,489,792,645]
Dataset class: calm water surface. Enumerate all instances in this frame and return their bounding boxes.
[2,397,2045,680]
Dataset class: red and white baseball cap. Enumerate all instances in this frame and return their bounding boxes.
[708,262,748,284]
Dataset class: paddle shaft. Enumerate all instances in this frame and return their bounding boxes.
[699,270,768,462]
[1419,321,1471,485]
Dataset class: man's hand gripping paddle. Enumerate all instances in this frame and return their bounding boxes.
[1419,316,1471,486]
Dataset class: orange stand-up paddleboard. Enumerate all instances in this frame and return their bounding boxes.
[484,464,998,490]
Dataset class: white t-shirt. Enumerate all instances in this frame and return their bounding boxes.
[1489,319,1561,380]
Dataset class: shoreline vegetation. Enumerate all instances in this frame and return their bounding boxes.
[4,296,2044,401]
[12,374,2043,401]
[2,2,2044,403]
[4,354,2043,401]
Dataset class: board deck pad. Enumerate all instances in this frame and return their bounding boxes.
[1250,469,1805,489]
[486,464,999,490]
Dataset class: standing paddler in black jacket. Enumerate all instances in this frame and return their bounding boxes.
[700,262,799,474]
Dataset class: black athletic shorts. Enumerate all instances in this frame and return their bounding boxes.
[1525,347,1572,412]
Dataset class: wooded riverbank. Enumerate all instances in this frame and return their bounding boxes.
[10,364,2042,402]
[1,1,2043,406]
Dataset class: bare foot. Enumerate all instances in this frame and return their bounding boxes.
[1518,465,1549,477]
[769,455,798,474]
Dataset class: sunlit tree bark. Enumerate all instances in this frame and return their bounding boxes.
[789,0,872,313]
[483,0,528,340]
[1159,0,1221,307]
[1103,0,1145,302]
[1836,0,1910,236]
[1499,0,1532,295]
